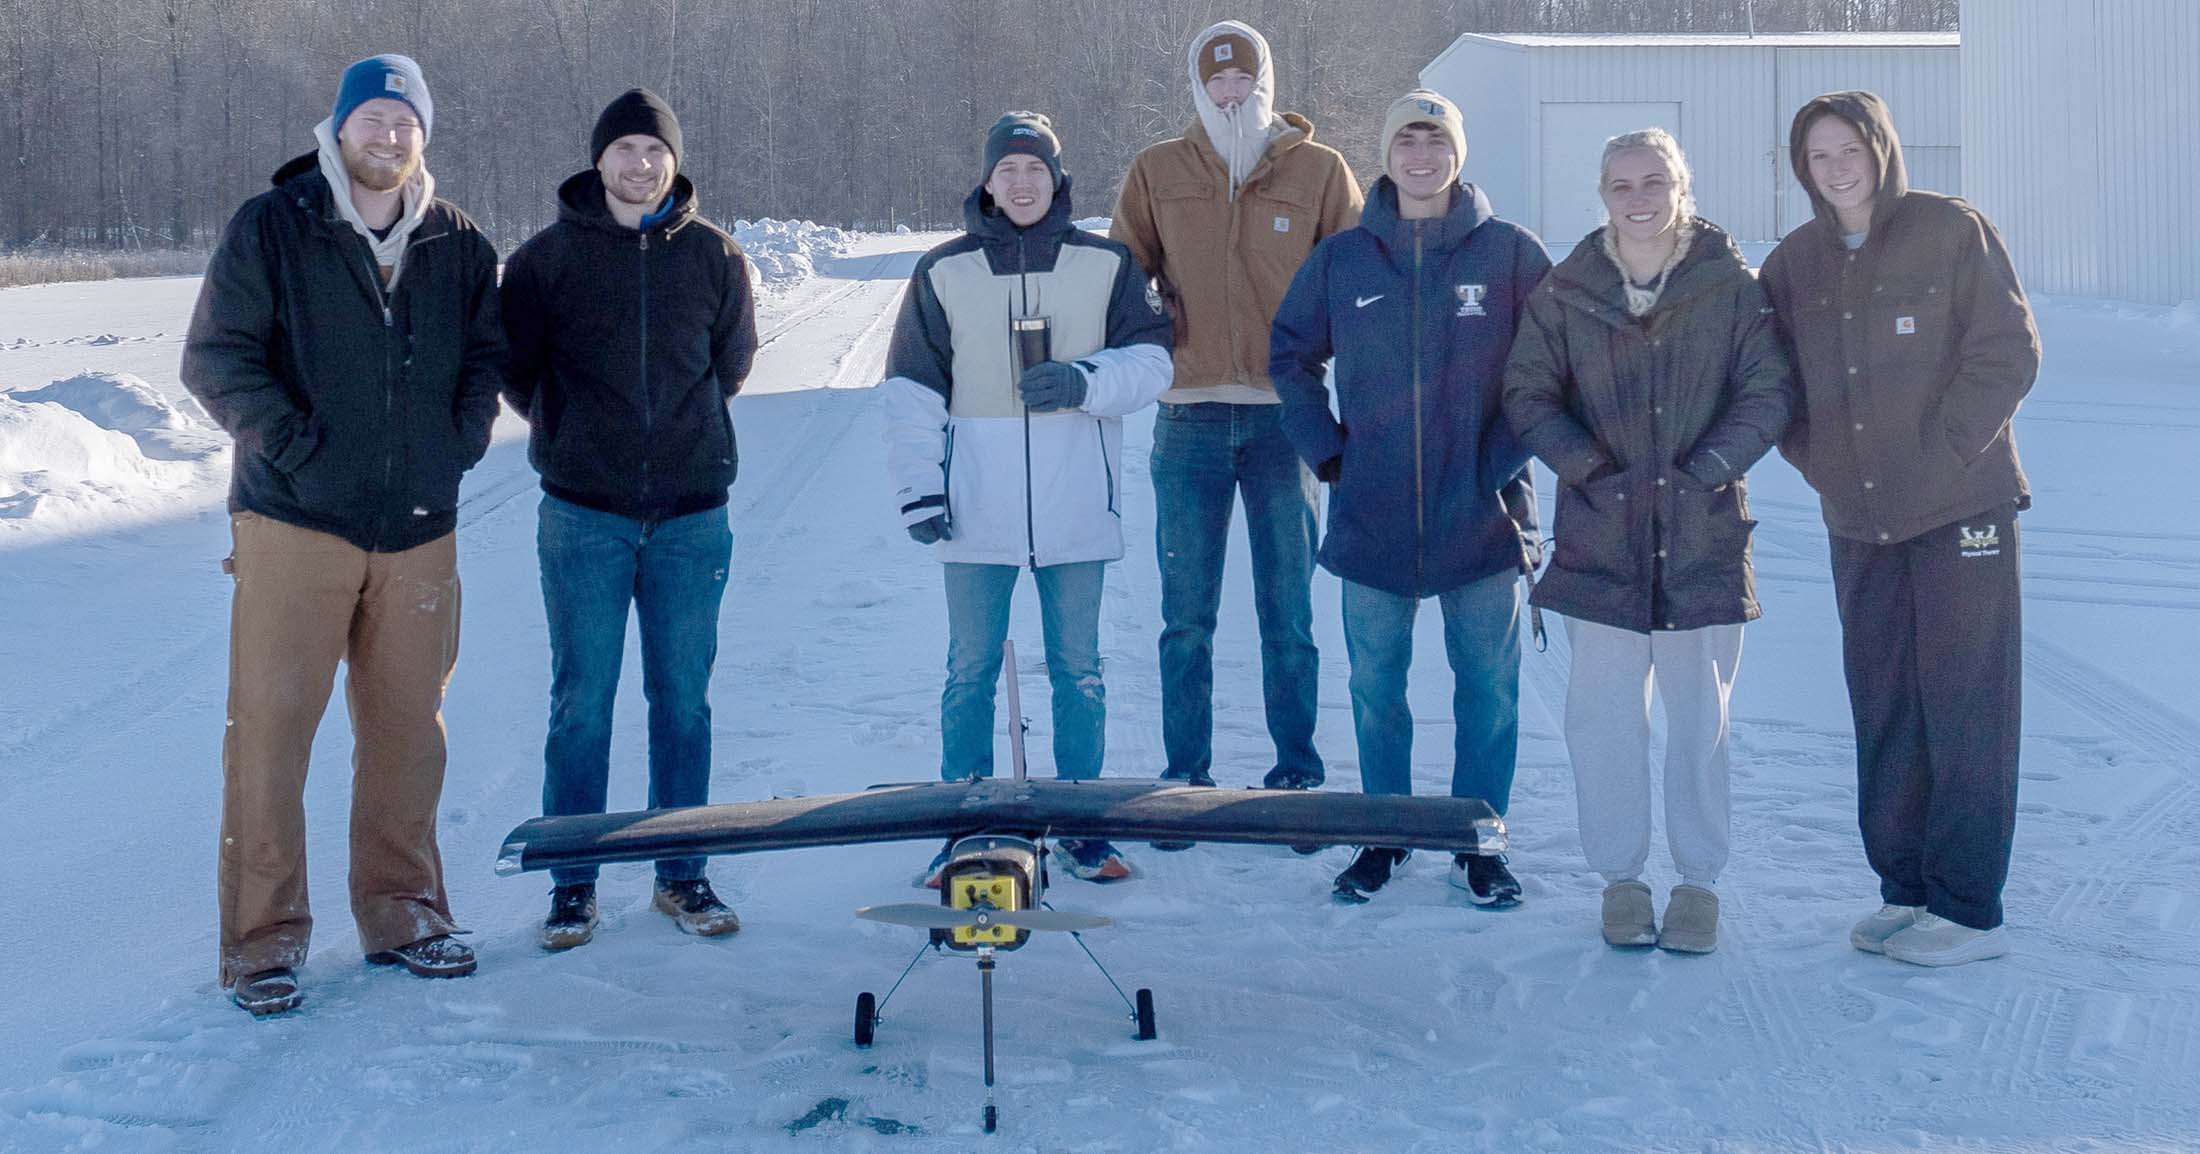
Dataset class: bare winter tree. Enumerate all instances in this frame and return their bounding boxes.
[0,0,1955,255]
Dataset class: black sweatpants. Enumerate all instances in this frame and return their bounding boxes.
[1829,511,2022,930]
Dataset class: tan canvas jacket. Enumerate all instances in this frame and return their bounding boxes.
[1111,113,1361,397]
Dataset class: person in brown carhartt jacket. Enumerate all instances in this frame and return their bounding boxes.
[1109,20,1360,792]
[1761,90,2041,969]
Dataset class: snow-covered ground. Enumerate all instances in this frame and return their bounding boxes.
[2,231,2196,1153]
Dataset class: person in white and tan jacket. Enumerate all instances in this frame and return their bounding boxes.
[881,111,1173,884]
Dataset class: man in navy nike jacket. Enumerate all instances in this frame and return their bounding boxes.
[1271,91,1550,906]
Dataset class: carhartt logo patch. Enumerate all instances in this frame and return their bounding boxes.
[1896,316,1917,335]
[1455,284,1488,317]
[385,73,407,94]
[1213,43,1234,62]
[1415,98,1444,117]
[1959,524,2001,558]
[1011,126,1040,138]
[1273,216,1291,233]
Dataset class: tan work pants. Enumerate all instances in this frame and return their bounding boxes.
[217,512,462,985]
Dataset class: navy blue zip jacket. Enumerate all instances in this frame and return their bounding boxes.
[181,153,505,553]
[1271,178,1551,598]
[500,169,758,520]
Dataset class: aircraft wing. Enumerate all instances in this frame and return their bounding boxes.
[496,779,1504,877]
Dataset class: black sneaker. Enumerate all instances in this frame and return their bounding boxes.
[1450,853,1523,909]
[1332,847,1411,904]
[1262,766,1325,790]
[541,883,599,951]
[654,877,742,936]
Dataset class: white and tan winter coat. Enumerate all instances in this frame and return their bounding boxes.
[881,179,1173,568]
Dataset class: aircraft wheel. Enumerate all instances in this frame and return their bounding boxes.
[854,991,876,1048]
[1134,988,1157,1041]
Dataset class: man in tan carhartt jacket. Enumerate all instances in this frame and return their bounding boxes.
[1111,20,1360,794]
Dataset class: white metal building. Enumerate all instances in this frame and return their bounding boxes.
[1418,33,1959,246]
[1962,1,2200,306]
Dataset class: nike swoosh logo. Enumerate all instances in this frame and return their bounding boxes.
[1355,295,1384,308]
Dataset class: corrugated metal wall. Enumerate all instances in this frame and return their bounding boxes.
[1424,36,1960,245]
[1774,46,1963,234]
[1425,39,1535,232]
[1964,0,2200,305]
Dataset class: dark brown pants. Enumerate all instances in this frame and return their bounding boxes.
[218,512,462,985]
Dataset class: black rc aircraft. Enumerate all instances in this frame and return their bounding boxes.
[497,643,1507,1134]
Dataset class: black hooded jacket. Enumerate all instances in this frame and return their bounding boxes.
[500,169,758,519]
[181,153,506,553]
[1760,90,2040,546]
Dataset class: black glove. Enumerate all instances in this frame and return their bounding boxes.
[1315,456,1342,485]
[1017,361,1088,413]
[907,514,951,544]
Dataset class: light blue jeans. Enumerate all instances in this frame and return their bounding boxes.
[1340,569,1521,812]
[941,561,1106,781]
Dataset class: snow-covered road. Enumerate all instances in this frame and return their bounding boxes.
[2,236,2197,1152]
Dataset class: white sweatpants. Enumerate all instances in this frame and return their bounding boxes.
[1561,616,1744,888]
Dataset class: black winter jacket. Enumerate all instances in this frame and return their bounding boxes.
[1503,221,1795,633]
[181,154,506,553]
[500,170,758,519]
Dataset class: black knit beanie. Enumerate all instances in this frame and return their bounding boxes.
[592,88,683,163]
[981,111,1062,188]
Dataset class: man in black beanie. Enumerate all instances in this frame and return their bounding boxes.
[500,87,758,951]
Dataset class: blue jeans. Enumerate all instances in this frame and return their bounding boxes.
[1150,402,1322,781]
[1340,570,1520,812]
[538,494,732,886]
[941,561,1106,782]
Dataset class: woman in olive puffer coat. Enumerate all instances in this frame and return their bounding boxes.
[1502,128,1794,955]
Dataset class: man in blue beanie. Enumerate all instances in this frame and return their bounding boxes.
[182,53,505,1015]
[501,88,757,951]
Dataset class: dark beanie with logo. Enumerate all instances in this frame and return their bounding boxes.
[981,111,1063,188]
[1196,31,1259,83]
[592,88,683,163]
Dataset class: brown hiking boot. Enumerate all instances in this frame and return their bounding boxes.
[231,967,304,1016]
[654,877,741,936]
[366,934,478,977]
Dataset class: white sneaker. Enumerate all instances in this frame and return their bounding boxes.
[1849,903,1923,954]
[1880,912,2009,967]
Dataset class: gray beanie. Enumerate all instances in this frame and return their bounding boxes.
[982,111,1063,188]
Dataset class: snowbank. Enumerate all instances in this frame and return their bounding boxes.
[733,218,855,292]
[0,372,223,523]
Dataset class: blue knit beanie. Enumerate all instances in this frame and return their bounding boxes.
[333,54,433,142]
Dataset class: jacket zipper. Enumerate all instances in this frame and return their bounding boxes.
[353,237,396,553]
[1410,223,1427,594]
[1097,424,1116,515]
[639,229,653,510]
[1019,233,1037,571]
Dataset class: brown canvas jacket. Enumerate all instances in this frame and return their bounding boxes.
[1761,91,2040,545]
[1111,112,1361,395]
